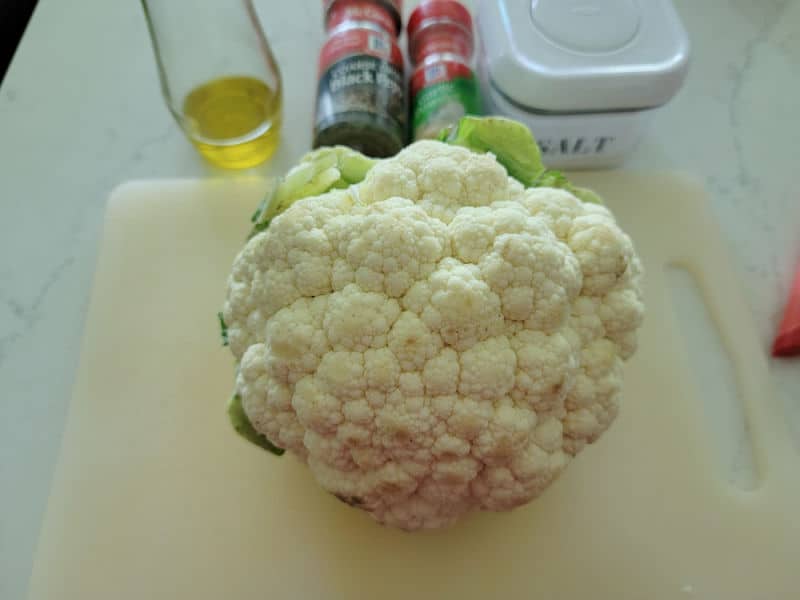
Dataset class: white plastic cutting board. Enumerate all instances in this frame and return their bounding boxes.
[28,174,799,600]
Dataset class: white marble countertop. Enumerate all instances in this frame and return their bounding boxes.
[1,1,798,598]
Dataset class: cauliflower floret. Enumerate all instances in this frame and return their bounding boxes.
[360,141,511,224]
[224,140,644,530]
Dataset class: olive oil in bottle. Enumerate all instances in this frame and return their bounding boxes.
[182,75,282,169]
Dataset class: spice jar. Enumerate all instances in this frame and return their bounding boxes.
[324,0,402,36]
[313,1,407,157]
[407,0,481,140]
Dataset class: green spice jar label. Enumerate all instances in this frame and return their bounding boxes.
[411,60,481,140]
[314,27,406,156]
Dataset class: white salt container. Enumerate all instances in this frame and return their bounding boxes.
[476,0,690,168]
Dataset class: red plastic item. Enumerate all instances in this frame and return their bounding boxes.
[407,0,474,64]
[772,262,800,357]
[324,0,402,36]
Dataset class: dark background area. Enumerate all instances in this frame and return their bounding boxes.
[1,0,38,83]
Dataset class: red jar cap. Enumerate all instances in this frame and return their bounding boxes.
[324,0,403,36]
[407,0,473,40]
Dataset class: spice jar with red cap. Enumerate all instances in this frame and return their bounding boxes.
[313,1,407,157]
[407,0,482,140]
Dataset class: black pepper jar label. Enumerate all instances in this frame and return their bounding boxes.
[314,27,406,157]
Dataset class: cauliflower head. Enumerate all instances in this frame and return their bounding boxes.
[222,139,644,530]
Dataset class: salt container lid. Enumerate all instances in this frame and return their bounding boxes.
[477,0,690,113]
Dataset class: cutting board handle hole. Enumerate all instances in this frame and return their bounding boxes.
[665,265,759,490]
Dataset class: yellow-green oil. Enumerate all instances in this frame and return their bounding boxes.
[182,76,281,169]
